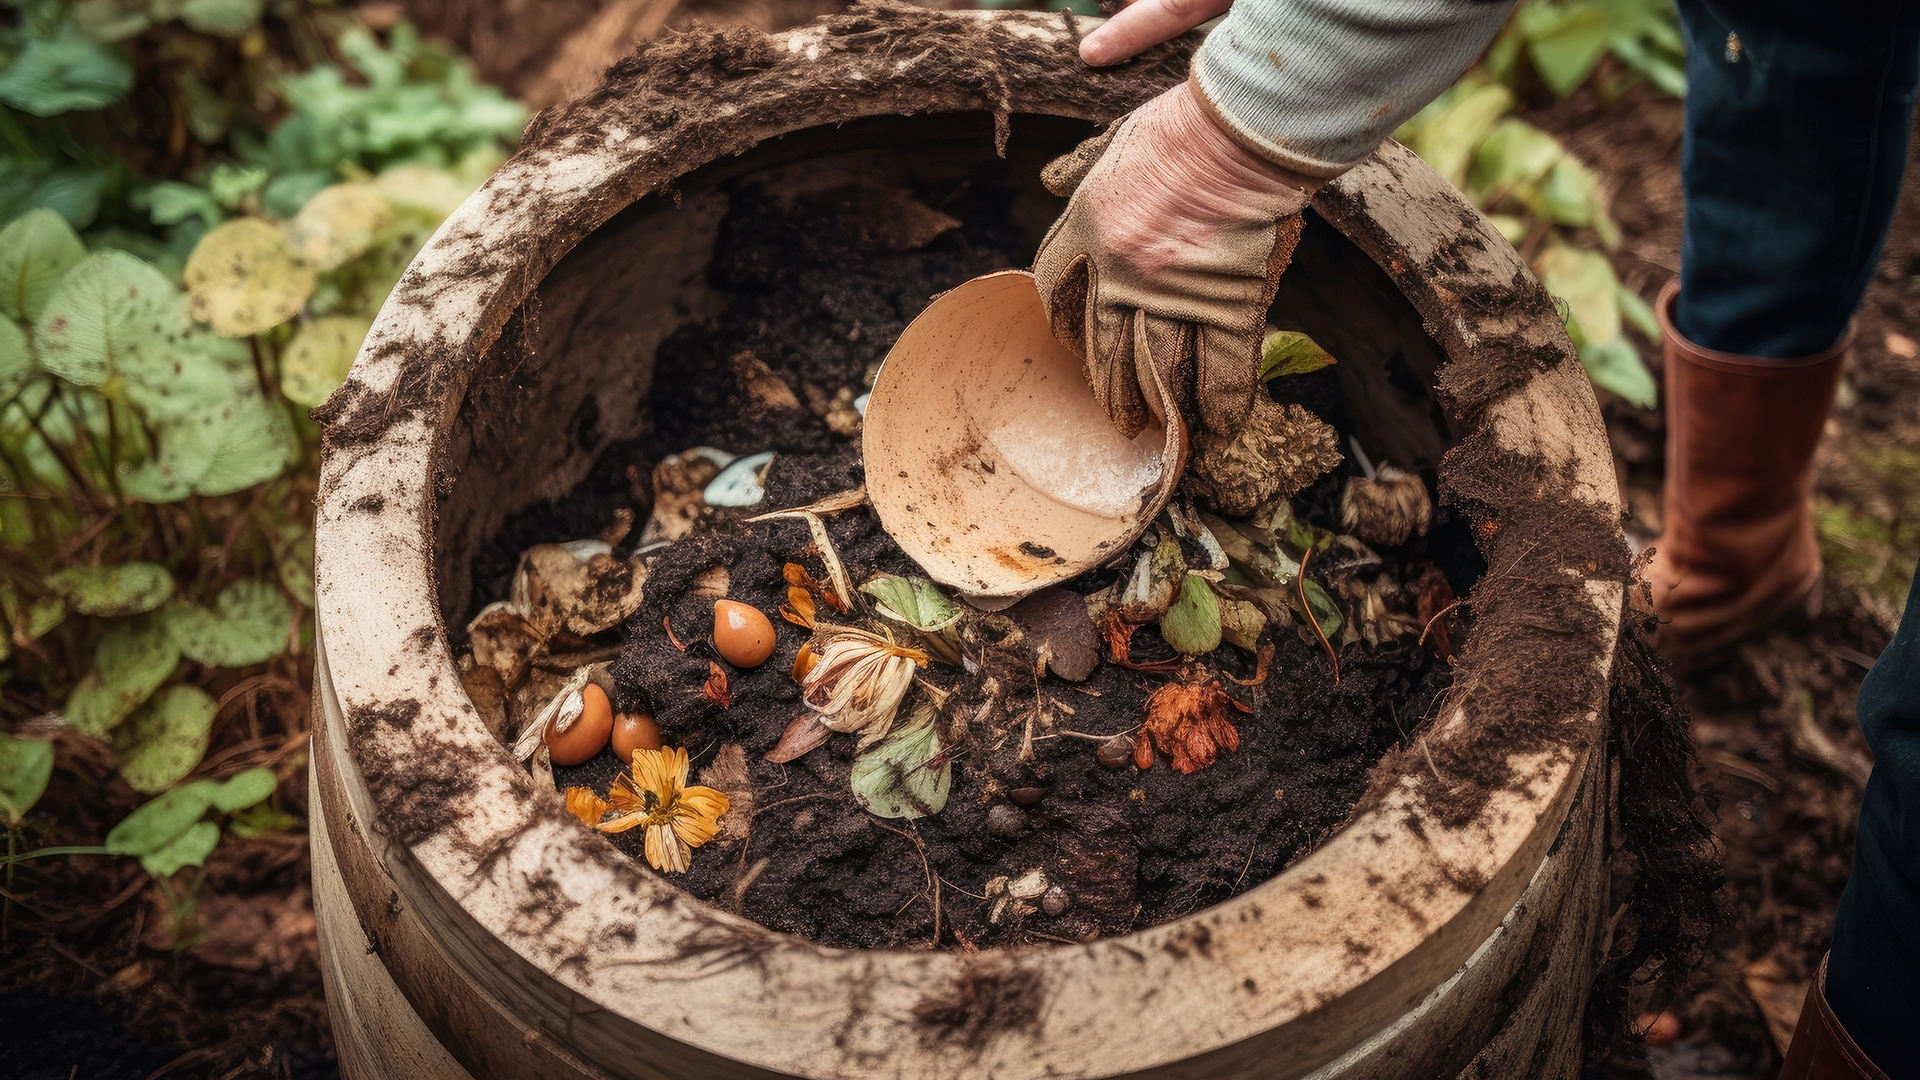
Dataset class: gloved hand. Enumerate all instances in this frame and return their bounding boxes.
[1032,81,1320,442]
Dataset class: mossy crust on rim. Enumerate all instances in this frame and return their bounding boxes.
[311,8,1641,1079]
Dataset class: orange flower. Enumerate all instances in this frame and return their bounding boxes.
[596,746,731,873]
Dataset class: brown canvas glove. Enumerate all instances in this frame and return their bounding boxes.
[1033,82,1318,442]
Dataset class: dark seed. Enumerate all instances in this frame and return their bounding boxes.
[1009,786,1047,807]
[987,804,1029,838]
[1095,735,1134,770]
[1041,885,1071,916]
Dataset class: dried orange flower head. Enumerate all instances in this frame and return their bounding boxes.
[799,626,926,747]
[1140,669,1245,774]
[597,746,731,873]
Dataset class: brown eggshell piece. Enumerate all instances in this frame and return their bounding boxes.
[713,600,776,668]
[546,683,613,766]
[612,711,662,762]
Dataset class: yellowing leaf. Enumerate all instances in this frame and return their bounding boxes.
[280,315,368,407]
[184,218,316,337]
[1535,239,1621,348]
[289,183,392,271]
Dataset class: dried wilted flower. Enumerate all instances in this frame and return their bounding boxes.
[800,626,927,747]
[1139,667,1248,774]
[1340,465,1433,547]
[597,746,731,873]
[565,786,609,827]
[703,661,732,708]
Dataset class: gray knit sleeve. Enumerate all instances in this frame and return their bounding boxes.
[1191,0,1516,177]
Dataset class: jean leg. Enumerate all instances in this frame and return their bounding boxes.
[1825,566,1920,1076]
[1674,0,1920,358]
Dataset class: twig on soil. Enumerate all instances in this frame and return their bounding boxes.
[1031,726,1141,743]
[1419,599,1467,651]
[748,505,856,609]
[1299,547,1340,685]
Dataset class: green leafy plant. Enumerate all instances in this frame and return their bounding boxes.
[2,0,522,875]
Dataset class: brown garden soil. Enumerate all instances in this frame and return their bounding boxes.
[1527,77,1920,1080]
[518,177,1458,951]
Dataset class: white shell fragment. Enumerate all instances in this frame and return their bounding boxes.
[704,451,775,507]
[1008,867,1049,900]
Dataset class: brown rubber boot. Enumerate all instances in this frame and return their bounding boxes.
[1778,955,1890,1079]
[1647,281,1848,658]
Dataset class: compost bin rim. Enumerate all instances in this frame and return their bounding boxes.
[311,7,1627,1078]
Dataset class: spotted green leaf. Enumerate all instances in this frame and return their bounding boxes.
[163,579,292,667]
[64,618,180,736]
[114,684,218,793]
[48,562,175,616]
[1,208,88,321]
[289,184,391,271]
[0,318,28,401]
[33,251,189,388]
[183,219,316,337]
[121,381,296,500]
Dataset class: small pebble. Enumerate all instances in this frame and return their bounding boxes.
[987,804,1029,838]
[1041,885,1072,917]
[1095,735,1134,770]
[1009,786,1047,807]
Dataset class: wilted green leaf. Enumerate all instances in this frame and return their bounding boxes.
[1301,577,1343,639]
[0,34,134,116]
[290,184,392,270]
[71,0,155,43]
[861,575,962,633]
[183,219,316,337]
[1525,9,1613,98]
[280,315,368,407]
[1,208,88,321]
[209,767,277,812]
[64,618,180,736]
[0,732,55,824]
[48,562,175,616]
[34,251,189,388]
[1470,118,1564,201]
[1530,155,1620,247]
[1259,330,1337,380]
[849,709,950,820]
[228,803,302,837]
[1581,336,1658,408]
[1535,239,1622,348]
[0,319,29,400]
[164,579,292,667]
[1160,574,1223,655]
[114,684,218,792]
[1486,214,1530,246]
[24,595,69,639]
[139,819,219,876]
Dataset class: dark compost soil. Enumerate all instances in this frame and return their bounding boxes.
[476,174,1455,951]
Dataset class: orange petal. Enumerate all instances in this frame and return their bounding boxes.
[703,662,732,708]
[565,787,609,827]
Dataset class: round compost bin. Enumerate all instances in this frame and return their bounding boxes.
[309,8,1631,1079]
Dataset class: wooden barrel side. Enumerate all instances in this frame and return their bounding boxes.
[311,8,1626,1080]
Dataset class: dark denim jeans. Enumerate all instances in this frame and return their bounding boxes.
[1674,0,1920,358]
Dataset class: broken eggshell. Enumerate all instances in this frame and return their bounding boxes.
[704,451,775,508]
[639,447,732,548]
[863,271,1186,610]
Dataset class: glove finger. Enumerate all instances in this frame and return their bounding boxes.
[1137,312,1196,431]
[1040,252,1093,360]
[1193,321,1261,436]
[1093,305,1152,440]
[1040,121,1121,198]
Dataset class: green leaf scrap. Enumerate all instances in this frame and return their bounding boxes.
[1160,573,1223,655]
[861,575,962,633]
[848,708,951,820]
[1259,330,1337,381]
